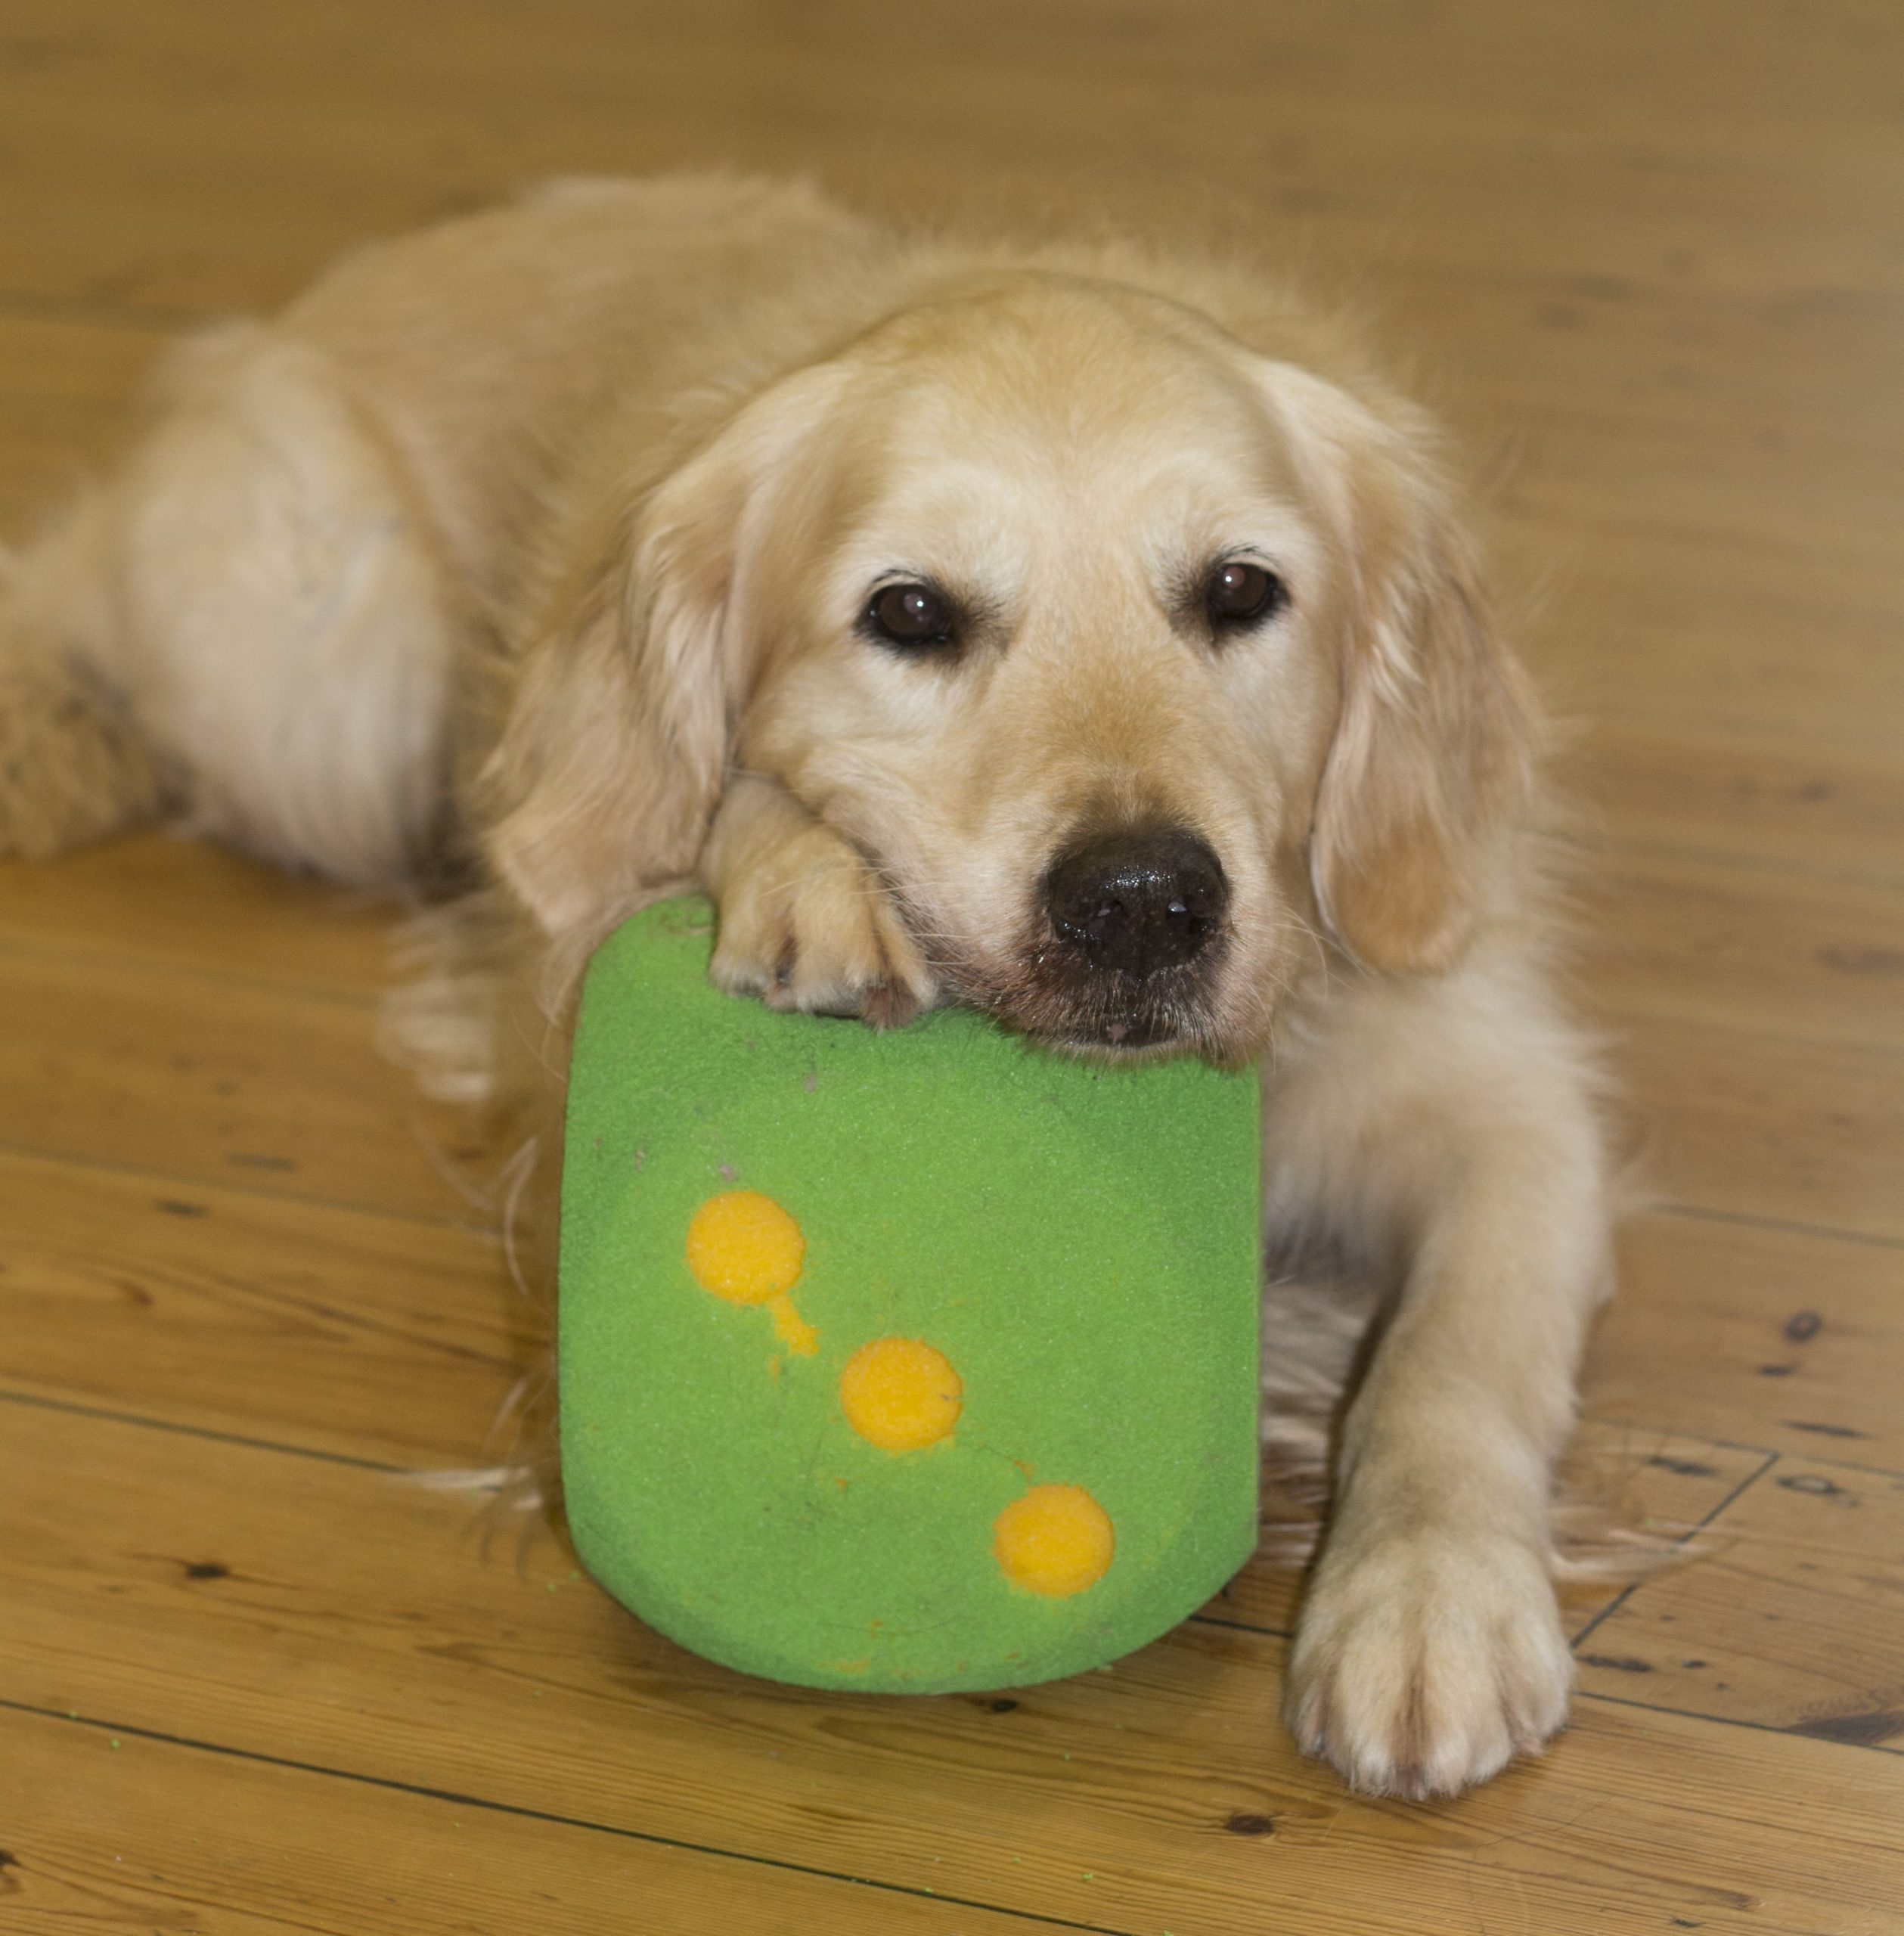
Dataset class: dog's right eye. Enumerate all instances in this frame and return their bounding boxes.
[864,582,956,650]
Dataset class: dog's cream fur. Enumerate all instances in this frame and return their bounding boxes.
[0,175,1613,1799]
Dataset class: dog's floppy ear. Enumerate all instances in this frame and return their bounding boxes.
[483,365,848,948]
[1264,364,1540,975]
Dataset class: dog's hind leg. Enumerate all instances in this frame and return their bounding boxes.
[3,321,458,881]
[0,486,169,858]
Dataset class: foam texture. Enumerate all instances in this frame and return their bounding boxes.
[560,896,1261,1692]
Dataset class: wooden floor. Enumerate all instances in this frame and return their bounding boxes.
[2,5,1900,1931]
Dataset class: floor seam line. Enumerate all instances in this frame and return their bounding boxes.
[1647,1202,1904,1253]
[0,1136,505,1240]
[0,287,202,331]
[1569,1447,1781,1651]
[0,1388,419,1475]
[1583,832,1904,895]
[1578,1416,1904,1482]
[0,1698,1134,1935]
[0,926,393,1011]
[1577,1689,1904,1758]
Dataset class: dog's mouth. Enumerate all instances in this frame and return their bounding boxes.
[925,909,1234,1060]
[990,948,1232,1059]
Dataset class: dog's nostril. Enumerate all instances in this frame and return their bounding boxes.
[1043,827,1230,979]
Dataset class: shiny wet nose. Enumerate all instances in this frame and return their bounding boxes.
[1042,827,1230,979]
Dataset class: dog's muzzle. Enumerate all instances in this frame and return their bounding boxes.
[1025,824,1232,1050]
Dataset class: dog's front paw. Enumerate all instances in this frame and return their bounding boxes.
[1284,1531,1571,1799]
[710,818,936,1028]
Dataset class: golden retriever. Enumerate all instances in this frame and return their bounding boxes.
[0,174,1612,1798]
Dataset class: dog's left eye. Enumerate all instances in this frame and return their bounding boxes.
[864,582,956,649]
[1205,560,1287,630]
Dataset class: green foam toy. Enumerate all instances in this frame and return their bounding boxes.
[559,895,1262,1692]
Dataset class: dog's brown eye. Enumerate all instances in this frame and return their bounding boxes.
[1206,560,1286,629]
[866,582,955,648]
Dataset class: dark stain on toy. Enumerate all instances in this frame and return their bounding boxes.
[1669,1919,1701,1928]
[1778,1473,1853,1499]
[1223,1813,1276,1836]
[154,1199,209,1218]
[1648,1455,1717,1477]
[1782,1419,1865,1438]
[985,1696,1019,1713]
[1791,1709,1903,1747]
[1757,1364,1794,1377]
[183,1560,230,1580]
[1783,1311,1822,1342]
[1580,1652,1654,1674]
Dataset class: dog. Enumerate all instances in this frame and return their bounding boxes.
[0,174,1613,1798]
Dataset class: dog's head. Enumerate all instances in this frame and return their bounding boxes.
[487,272,1537,1060]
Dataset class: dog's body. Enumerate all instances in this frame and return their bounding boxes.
[0,175,1612,1799]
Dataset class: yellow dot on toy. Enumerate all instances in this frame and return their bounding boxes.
[839,1338,963,1451]
[686,1190,804,1301]
[686,1190,817,1355]
[993,1485,1115,1597]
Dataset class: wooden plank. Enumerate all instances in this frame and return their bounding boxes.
[0,933,485,1223]
[1581,852,1904,1053]
[1576,1455,1904,1750]
[1586,728,1904,889]
[0,1707,1080,1936]
[3,1401,1899,1936]
[0,836,400,999]
[1620,1013,1903,1243]
[0,2,1896,317]
[0,1146,516,1468]
[1588,1211,1904,1467]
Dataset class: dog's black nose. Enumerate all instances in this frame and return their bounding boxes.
[1043,827,1230,979]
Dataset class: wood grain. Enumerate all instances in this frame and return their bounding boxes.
[1620,1014,1904,1242]
[0,935,487,1224]
[0,1146,518,1468]
[1589,1211,1904,1468]
[1576,1456,1904,1750]
[0,833,402,997]
[1582,852,1904,1053]
[0,1707,1081,1936]
[1579,730,1904,889]
[3,1400,1899,1936]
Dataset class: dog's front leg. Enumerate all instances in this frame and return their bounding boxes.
[1271,958,1611,1798]
[700,773,938,1027]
